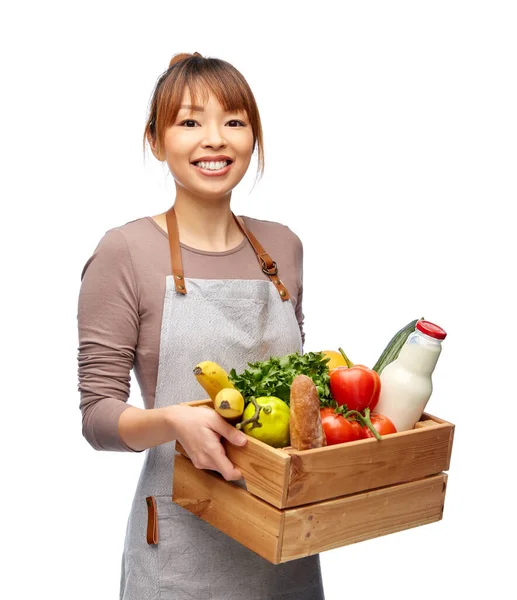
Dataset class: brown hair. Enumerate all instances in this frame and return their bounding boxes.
[144,52,264,182]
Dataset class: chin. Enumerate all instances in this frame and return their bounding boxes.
[174,170,245,197]
[200,187,237,199]
[194,180,242,196]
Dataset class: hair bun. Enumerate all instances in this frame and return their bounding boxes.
[169,52,203,68]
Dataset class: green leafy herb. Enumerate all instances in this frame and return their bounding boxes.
[228,351,332,406]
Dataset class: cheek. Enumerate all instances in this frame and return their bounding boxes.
[232,128,254,152]
[236,135,255,167]
[162,130,191,160]
[236,154,252,175]
[165,158,186,181]
[163,154,192,188]
[162,142,190,175]
[244,132,255,155]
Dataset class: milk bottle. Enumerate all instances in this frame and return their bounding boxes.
[375,320,447,432]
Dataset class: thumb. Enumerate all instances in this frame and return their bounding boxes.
[215,417,247,447]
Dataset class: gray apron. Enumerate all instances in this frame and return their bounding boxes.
[120,207,325,600]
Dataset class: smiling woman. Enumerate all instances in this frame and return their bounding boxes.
[144,52,264,184]
[77,51,325,600]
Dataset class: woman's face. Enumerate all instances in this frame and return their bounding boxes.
[158,90,254,199]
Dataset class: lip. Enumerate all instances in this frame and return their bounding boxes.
[191,161,233,177]
[191,155,233,163]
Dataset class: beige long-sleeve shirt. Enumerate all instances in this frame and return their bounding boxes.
[77,215,305,452]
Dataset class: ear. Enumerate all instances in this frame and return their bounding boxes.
[147,131,164,161]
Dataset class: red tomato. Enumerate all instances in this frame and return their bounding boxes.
[320,407,363,446]
[362,412,397,438]
[329,365,381,412]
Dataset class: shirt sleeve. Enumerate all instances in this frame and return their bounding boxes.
[77,228,141,452]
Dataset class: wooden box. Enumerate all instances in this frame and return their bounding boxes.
[172,399,454,564]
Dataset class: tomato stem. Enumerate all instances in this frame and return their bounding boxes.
[338,347,354,368]
[344,407,383,441]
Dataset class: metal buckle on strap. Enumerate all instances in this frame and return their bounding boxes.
[261,260,278,276]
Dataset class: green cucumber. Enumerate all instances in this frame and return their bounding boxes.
[372,318,422,375]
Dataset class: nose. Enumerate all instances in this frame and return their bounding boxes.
[202,121,227,149]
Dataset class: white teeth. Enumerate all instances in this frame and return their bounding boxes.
[195,160,229,170]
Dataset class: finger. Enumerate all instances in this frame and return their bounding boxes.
[210,414,247,447]
[210,444,242,481]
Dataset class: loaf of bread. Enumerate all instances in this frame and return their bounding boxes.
[289,374,327,450]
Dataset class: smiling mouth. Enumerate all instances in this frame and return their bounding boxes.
[192,159,233,171]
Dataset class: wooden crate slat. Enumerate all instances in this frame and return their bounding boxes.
[223,436,291,508]
[173,454,284,564]
[280,473,447,562]
[284,419,453,507]
[176,436,290,502]
[446,424,455,470]
[177,400,291,508]
[172,401,454,564]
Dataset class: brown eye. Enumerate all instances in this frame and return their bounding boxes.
[228,120,245,127]
[180,120,198,127]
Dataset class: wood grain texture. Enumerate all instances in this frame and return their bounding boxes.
[283,417,454,507]
[175,437,290,507]
[223,436,290,508]
[172,453,284,564]
[176,400,291,507]
[173,453,448,564]
[176,402,455,510]
[280,473,448,562]
[172,403,455,564]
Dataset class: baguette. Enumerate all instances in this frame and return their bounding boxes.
[289,374,327,450]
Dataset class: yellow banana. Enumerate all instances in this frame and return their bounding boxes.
[214,388,245,421]
[193,360,235,401]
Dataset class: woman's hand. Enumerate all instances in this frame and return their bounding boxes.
[170,404,247,481]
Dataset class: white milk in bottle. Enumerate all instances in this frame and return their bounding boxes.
[375,320,447,432]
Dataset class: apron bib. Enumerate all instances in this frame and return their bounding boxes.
[120,207,325,600]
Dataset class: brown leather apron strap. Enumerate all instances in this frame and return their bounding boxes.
[165,207,187,295]
[146,496,159,544]
[164,206,291,301]
[233,215,291,301]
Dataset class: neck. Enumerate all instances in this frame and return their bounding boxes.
[167,191,243,252]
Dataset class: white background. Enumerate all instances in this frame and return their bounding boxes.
[2,1,515,598]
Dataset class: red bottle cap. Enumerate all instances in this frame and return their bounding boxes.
[416,320,447,340]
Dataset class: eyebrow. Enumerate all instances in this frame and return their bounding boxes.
[179,104,242,113]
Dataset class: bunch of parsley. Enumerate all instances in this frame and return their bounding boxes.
[228,351,332,407]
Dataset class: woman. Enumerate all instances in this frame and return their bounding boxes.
[78,52,325,600]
